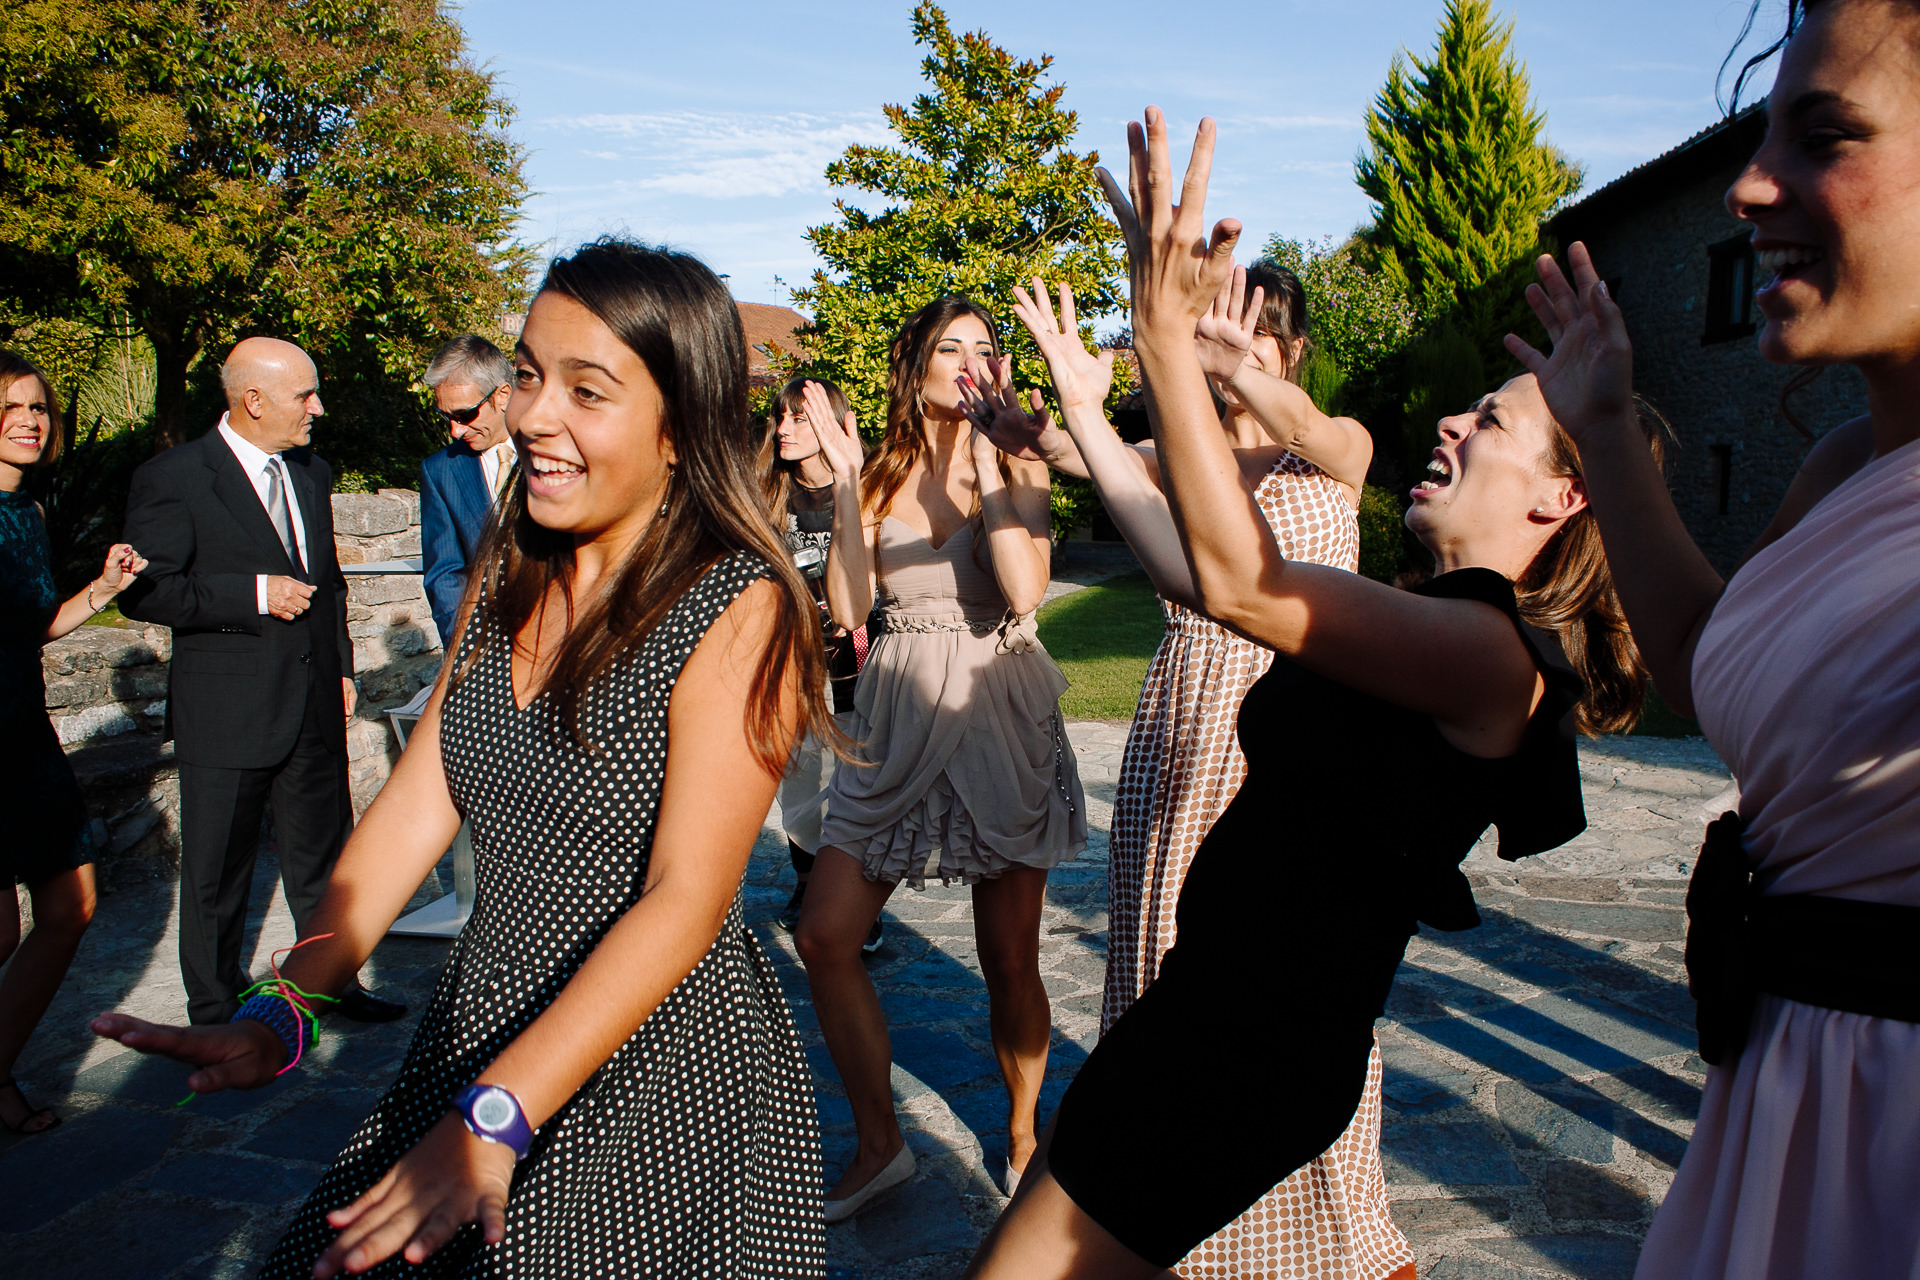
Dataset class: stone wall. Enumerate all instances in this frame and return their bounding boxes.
[43,489,447,881]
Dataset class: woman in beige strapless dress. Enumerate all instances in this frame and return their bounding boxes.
[793,297,1086,1223]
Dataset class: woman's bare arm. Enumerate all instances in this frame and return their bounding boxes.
[976,445,1054,617]
[802,381,879,628]
[1110,111,1540,757]
[1219,368,1372,501]
[1506,246,1726,717]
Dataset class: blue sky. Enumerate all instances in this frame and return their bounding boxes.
[456,0,1784,308]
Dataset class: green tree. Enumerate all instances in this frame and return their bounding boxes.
[1262,235,1420,391]
[1355,0,1580,313]
[0,0,529,466]
[794,2,1126,535]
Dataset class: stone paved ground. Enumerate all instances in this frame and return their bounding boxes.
[0,724,1730,1280]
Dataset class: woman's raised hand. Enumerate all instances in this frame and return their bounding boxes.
[1505,242,1636,445]
[90,1012,288,1094]
[1194,266,1264,381]
[1095,108,1241,342]
[1009,277,1116,414]
[959,353,1054,463]
[800,381,864,481]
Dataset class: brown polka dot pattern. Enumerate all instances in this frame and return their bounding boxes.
[1108,455,1409,1279]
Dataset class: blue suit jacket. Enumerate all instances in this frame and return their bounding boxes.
[420,442,495,647]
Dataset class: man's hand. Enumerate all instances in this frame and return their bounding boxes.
[343,678,359,723]
[266,576,316,621]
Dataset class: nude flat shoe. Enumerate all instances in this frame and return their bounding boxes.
[824,1143,917,1224]
[1002,1159,1021,1198]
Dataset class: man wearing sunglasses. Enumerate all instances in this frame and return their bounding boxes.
[419,335,515,648]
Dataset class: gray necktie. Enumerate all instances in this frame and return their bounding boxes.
[263,460,306,575]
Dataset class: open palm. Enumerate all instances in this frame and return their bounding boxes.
[1505,242,1636,445]
[800,381,864,479]
[1010,278,1115,414]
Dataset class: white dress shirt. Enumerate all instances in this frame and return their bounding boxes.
[478,440,515,502]
[217,415,310,614]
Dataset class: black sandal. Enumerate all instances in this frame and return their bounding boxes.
[0,1079,59,1136]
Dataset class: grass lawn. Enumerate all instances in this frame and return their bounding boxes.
[1036,571,1166,721]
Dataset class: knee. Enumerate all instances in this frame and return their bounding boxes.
[32,872,96,939]
[793,916,847,971]
[978,941,1042,996]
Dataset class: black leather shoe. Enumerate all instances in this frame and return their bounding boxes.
[331,985,408,1023]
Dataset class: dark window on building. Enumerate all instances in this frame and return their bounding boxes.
[1702,235,1757,344]
[1712,444,1733,516]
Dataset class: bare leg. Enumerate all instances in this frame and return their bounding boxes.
[0,866,96,1130]
[794,847,900,1199]
[966,1114,1172,1280]
[971,866,1051,1175]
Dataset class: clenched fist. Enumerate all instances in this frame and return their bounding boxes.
[266,575,315,621]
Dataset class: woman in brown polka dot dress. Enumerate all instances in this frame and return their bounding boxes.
[996,266,1411,1279]
[91,241,833,1279]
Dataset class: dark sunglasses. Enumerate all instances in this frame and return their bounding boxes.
[437,385,503,426]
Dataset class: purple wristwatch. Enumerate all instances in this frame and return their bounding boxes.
[454,1084,533,1160]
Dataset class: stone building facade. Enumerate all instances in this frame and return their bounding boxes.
[44,489,445,884]
[1548,106,1869,573]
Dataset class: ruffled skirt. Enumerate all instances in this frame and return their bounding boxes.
[819,623,1086,888]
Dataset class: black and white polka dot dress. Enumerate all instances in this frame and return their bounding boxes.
[260,551,826,1279]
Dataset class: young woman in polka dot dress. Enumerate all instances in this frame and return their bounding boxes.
[91,240,834,1278]
[993,272,1412,1279]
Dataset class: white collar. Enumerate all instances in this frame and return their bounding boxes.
[217,414,280,474]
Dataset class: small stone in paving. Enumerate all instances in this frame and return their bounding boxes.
[11,1192,248,1280]
[890,1027,996,1092]
[242,1092,381,1164]
[0,1105,178,1230]
[854,1175,976,1263]
[1497,1081,1616,1163]
[1388,1196,1513,1238]
[1541,1163,1651,1223]
[141,1151,317,1205]
[1476,1232,1645,1280]
[1380,1042,1474,1115]
[1380,1121,1527,1187]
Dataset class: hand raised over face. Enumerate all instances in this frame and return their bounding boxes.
[799,381,865,482]
[1194,266,1265,382]
[1505,242,1636,445]
[958,354,1054,464]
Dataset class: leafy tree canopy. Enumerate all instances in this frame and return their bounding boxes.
[796,0,1127,474]
[1355,0,1580,312]
[0,0,529,474]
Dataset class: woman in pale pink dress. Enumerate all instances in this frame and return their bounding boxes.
[1510,3,1920,1275]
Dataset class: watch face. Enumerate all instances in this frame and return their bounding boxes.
[473,1091,515,1131]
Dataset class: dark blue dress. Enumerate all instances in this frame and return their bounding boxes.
[0,486,91,884]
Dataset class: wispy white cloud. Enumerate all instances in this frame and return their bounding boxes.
[536,110,893,200]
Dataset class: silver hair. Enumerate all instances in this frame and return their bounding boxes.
[423,335,512,394]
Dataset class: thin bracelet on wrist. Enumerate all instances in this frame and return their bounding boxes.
[85,580,106,613]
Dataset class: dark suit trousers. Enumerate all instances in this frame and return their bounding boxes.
[177,677,351,1024]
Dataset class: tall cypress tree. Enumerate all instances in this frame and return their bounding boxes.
[1356,0,1580,311]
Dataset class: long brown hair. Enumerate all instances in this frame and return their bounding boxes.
[859,297,1002,522]
[1517,401,1673,735]
[758,375,854,524]
[463,239,831,774]
[0,351,62,468]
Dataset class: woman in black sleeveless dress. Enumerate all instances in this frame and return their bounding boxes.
[965,116,1667,1279]
[92,242,835,1278]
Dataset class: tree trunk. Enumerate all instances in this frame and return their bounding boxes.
[149,323,195,452]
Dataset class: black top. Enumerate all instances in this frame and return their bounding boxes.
[0,485,56,724]
[1047,567,1587,1266]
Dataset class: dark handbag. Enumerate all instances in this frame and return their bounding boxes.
[1685,812,1753,1066]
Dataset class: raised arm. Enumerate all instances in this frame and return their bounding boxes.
[1111,110,1539,755]
[45,542,149,641]
[997,281,1200,604]
[1194,284,1372,500]
[802,380,879,629]
[1505,245,1725,716]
